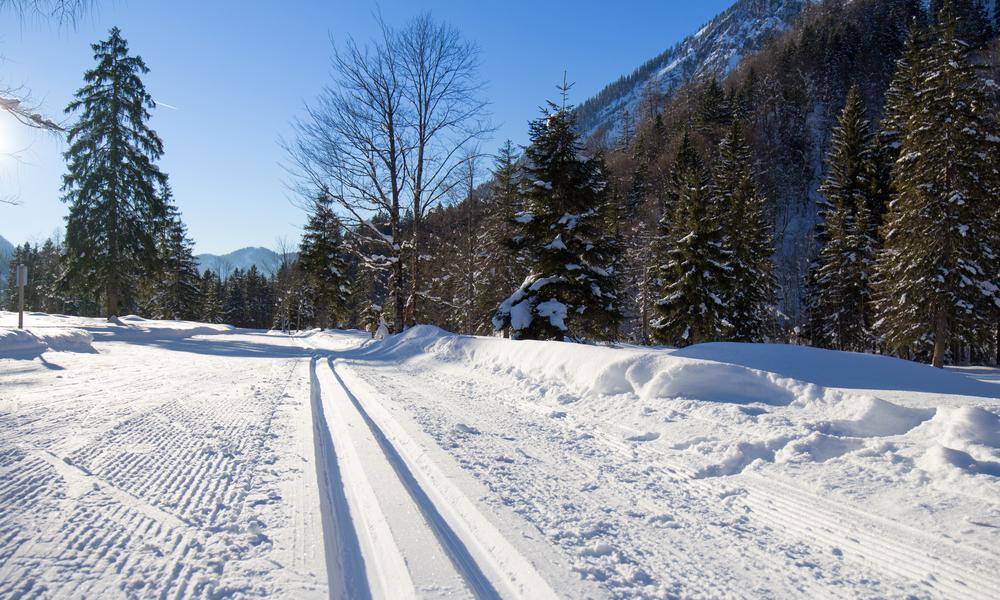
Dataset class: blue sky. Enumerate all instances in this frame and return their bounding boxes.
[0,0,734,254]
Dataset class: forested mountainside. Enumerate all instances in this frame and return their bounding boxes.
[412,0,1000,341]
[588,0,999,324]
[195,247,291,278]
[575,0,813,141]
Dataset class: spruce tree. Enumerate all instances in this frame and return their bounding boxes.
[808,86,879,351]
[199,270,224,324]
[272,261,311,332]
[61,27,168,318]
[493,99,622,341]
[148,201,202,321]
[713,122,776,342]
[298,195,351,329]
[874,5,1000,367]
[878,22,925,188]
[476,141,525,334]
[651,131,732,346]
[223,268,247,326]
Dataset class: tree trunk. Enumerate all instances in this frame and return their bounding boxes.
[106,280,120,320]
[932,309,948,368]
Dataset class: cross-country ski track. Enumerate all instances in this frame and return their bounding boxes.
[2,312,999,598]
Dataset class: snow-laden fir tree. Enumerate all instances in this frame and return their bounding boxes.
[713,121,775,342]
[61,27,168,318]
[146,198,202,321]
[298,195,351,329]
[807,86,879,352]
[651,131,732,346]
[874,4,1000,367]
[493,99,622,341]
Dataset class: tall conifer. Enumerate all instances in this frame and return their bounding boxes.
[61,27,168,318]
[874,4,1000,367]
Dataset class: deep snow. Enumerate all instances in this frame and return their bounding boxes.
[1,313,998,598]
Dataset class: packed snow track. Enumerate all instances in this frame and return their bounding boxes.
[2,313,999,599]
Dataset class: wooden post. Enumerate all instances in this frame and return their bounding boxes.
[16,264,27,330]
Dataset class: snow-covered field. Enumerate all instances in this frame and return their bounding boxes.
[1,312,998,599]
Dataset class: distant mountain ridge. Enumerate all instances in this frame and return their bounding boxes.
[0,235,14,282]
[575,0,812,140]
[195,246,294,277]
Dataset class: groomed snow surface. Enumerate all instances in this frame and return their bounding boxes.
[1,312,998,599]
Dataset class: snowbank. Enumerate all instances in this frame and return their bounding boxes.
[115,315,234,338]
[371,326,822,406]
[0,327,95,357]
[674,342,999,398]
[364,326,1000,494]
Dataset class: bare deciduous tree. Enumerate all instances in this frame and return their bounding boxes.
[287,12,490,332]
[0,0,93,24]
[396,14,492,326]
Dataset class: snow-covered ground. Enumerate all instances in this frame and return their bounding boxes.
[1,312,998,598]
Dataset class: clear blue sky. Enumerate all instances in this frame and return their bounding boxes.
[0,0,734,254]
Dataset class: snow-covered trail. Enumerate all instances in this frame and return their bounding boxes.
[307,355,565,599]
[3,314,999,598]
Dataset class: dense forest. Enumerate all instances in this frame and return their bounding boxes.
[6,0,1000,368]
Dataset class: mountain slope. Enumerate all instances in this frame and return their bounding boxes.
[0,235,14,282]
[576,0,812,140]
[195,246,293,277]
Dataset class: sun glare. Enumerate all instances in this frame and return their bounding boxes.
[0,112,20,159]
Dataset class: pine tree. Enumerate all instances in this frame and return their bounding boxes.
[61,27,168,318]
[651,131,732,346]
[874,4,1000,367]
[807,86,879,351]
[713,121,776,342]
[493,97,622,341]
[298,195,351,329]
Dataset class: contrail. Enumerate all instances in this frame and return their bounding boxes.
[153,99,178,110]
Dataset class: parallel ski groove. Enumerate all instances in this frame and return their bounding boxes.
[327,359,501,600]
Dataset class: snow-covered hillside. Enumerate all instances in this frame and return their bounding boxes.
[0,234,14,282]
[2,313,998,598]
[575,0,811,139]
[195,246,294,277]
